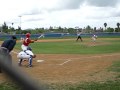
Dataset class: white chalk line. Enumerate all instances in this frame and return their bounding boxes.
[57,53,120,66]
[58,59,71,65]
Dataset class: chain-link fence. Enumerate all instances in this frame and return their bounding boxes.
[0,49,47,90]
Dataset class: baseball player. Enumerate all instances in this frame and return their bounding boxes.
[21,33,37,51]
[92,34,97,41]
[76,31,83,42]
[17,47,36,67]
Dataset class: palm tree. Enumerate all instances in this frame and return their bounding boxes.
[104,22,107,30]
[117,22,120,32]
[11,23,14,30]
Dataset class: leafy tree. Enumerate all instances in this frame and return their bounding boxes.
[67,28,75,34]
[105,27,114,32]
[58,26,64,32]
[115,28,120,32]
[49,26,53,32]
[2,22,8,33]
[85,25,93,33]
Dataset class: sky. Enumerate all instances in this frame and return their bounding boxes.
[0,0,120,29]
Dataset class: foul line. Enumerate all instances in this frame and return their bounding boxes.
[58,53,120,66]
[59,59,71,65]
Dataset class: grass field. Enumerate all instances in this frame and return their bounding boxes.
[15,38,120,54]
[1,37,120,90]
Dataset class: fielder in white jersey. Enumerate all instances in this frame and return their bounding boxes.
[92,34,97,41]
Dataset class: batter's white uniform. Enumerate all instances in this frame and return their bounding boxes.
[21,44,28,51]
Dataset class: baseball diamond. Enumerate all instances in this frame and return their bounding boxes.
[0,37,120,89]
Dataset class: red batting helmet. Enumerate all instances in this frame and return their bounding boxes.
[26,33,31,37]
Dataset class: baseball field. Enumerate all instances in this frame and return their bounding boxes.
[0,37,120,90]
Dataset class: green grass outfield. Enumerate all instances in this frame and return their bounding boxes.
[15,38,120,54]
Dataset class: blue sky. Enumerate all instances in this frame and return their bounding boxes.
[0,0,120,29]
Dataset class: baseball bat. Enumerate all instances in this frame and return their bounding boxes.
[34,34,44,41]
[38,34,44,39]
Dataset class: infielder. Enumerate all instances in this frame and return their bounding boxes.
[17,47,36,67]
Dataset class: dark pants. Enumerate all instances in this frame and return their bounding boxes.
[0,47,12,73]
[76,36,83,42]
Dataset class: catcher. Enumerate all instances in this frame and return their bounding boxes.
[17,47,36,67]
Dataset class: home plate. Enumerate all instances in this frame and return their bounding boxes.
[36,60,44,63]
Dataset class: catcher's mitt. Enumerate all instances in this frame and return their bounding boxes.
[32,55,36,58]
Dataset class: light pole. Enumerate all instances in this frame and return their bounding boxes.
[0,24,2,33]
[19,15,22,29]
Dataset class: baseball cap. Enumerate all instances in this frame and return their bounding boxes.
[12,36,17,39]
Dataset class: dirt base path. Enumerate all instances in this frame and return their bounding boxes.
[10,53,119,84]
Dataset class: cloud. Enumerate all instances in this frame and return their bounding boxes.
[22,0,120,16]
[86,0,119,7]
[22,0,84,15]
[1,0,120,29]
[25,18,44,22]
[109,5,120,17]
[54,0,84,10]
[22,9,42,15]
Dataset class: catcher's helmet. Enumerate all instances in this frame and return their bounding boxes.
[26,33,31,37]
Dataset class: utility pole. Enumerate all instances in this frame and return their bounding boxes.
[19,15,22,30]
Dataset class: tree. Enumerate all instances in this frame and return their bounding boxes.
[2,22,8,33]
[85,25,93,33]
[93,27,96,32]
[58,26,64,32]
[49,26,54,32]
[12,23,14,26]
[116,22,120,32]
[104,22,107,30]
[67,28,75,34]
[105,27,114,32]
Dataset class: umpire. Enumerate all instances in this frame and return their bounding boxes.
[0,36,17,73]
